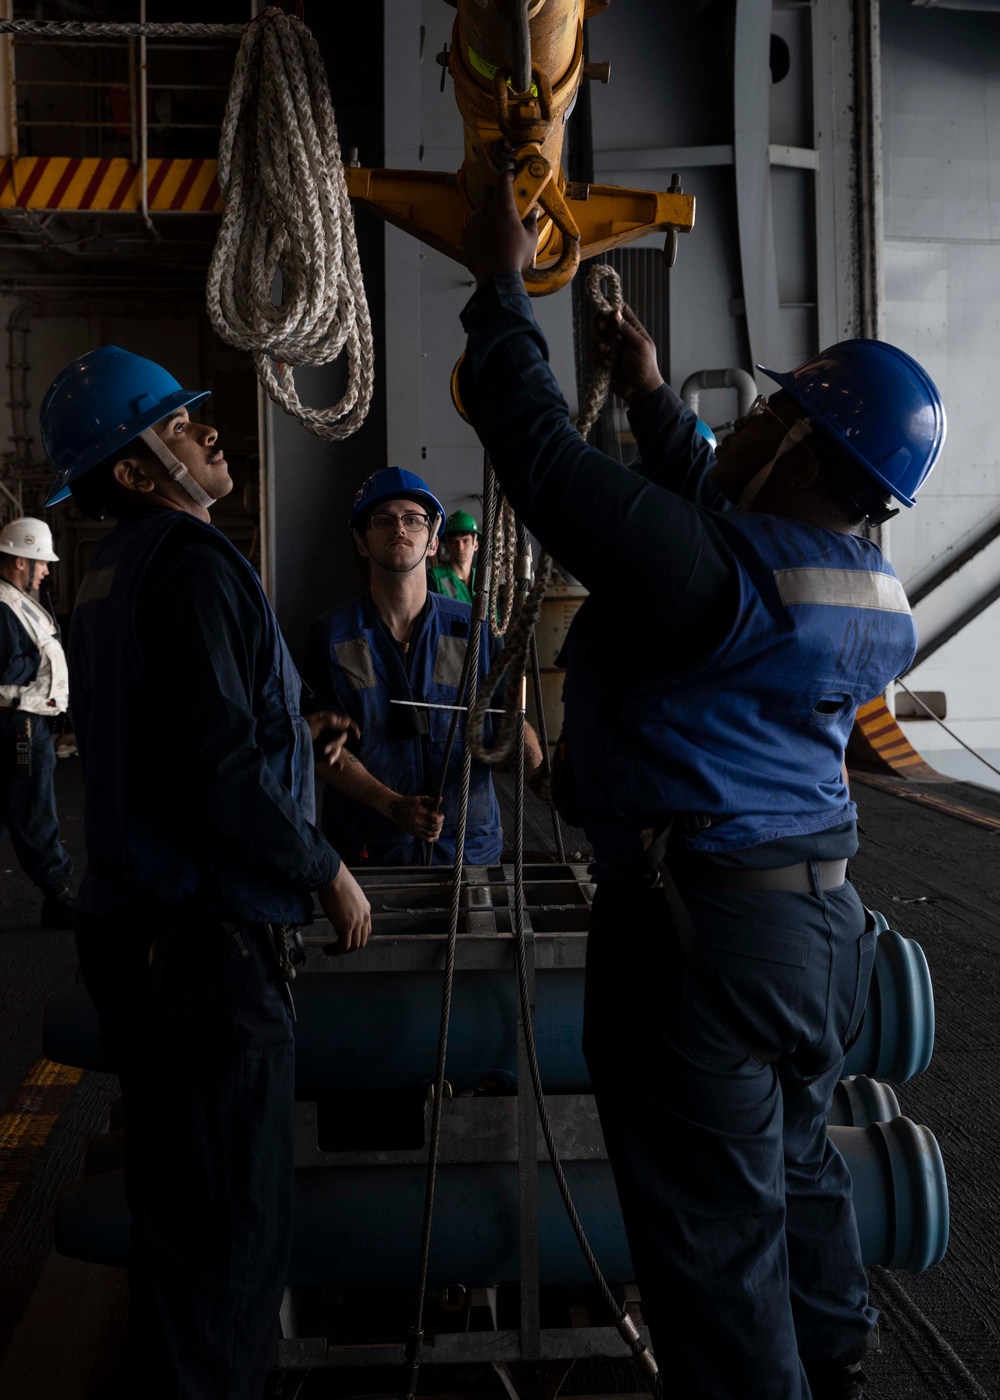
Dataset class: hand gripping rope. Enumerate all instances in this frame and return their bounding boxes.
[206,7,374,440]
[403,264,662,1400]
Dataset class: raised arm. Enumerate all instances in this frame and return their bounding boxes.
[458,174,737,639]
[587,302,726,508]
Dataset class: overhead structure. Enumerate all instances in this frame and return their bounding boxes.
[344,0,696,296]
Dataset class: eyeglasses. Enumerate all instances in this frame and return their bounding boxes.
[746,395,789,430]
[744,394,817,464]
[367,511,431,533]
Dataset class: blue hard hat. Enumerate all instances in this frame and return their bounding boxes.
[758,339,945,508]
[42,346,210,507]
[349,467,445,536]
[694,418,717,450]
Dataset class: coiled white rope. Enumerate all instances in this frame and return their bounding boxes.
[206,7,374,440]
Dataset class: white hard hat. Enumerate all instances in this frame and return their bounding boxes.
[0,517,59,562]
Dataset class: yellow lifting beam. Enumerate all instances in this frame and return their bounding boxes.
[345,0,695,297]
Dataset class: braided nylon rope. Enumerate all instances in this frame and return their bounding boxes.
[206,8,374,440]
[575,262,623,437]
[468,264,622,764]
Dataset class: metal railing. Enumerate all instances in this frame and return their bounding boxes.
[0,5,247,165]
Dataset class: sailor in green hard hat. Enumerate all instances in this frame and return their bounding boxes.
[428,508,479,604]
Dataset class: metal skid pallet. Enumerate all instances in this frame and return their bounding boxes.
[276,861,650,1393]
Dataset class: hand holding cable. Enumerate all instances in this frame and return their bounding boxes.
[388,794,444,843]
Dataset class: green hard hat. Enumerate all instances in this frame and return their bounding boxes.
[445,509,480,536]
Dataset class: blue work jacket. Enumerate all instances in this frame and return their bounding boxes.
[459,273,917,876]
[304,591,503,866]
[70,506,337,923]
[557,512,916,865]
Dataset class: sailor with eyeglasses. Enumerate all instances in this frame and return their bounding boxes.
[304,467,546,867]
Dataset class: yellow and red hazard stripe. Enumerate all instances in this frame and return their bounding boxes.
[0,156,222,213]
[849,696,943,780]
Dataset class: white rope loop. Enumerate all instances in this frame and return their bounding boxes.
[575,263,623,443]
[206,7,374,441]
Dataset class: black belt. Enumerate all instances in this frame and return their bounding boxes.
[676,858,848,895]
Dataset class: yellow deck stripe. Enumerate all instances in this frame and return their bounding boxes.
[878,741,918,759]
[0,1113,59,1150]
[0,1058,87,1225]
[23,1060,82,1088]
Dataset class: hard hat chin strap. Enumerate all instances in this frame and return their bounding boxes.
[737,418,813,512]
[139,427,214,510]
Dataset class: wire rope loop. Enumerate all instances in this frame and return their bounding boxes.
[206,7,374,441]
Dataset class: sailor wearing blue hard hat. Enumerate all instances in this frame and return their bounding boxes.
[304,466,546,866]
[40,345,371,1400]
[459,174,946,1400]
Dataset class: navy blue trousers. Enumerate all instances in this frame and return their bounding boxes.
[76,911,294,1400]
[0,712,72,887]
[583,875,878,1400]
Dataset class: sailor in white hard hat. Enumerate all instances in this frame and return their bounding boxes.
[0,516,74,927]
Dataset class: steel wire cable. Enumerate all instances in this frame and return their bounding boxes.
[421,467,503,867]
[407,260,660,1399]
[400,458,499,1400]
[206,7,374,440]
[894,677,1000,781]
[508,706,661,1395]
[527,626,566,861]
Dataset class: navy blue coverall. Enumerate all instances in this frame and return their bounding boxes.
[303,590,504,866]
[459,273,915,1398]
[0,604,72,891]
[71,505,338,1400]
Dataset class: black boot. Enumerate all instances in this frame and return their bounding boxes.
[40,882,75,929]
[805,1326,879,1400]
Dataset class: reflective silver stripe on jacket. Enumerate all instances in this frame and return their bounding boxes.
[773,568,910,614]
